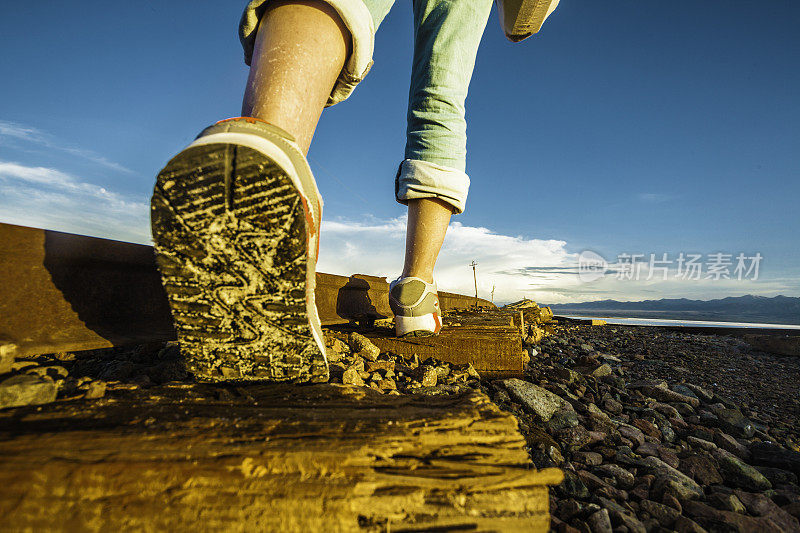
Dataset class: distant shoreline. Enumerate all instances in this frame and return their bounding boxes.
[556,313,800,329]
[550,306,800,329]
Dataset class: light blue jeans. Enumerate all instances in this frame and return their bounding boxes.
[240,0,493,213]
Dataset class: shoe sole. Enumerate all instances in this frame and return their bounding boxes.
[498,0,560,41]
[151,142,328,382]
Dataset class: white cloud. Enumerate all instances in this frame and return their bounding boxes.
[0,161,149,243]
[0,120,133,174]
[319,217,800,304]
[318,216,581,304]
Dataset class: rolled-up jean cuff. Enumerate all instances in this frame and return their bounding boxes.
[395,159,470,214]
[239,0,375,107]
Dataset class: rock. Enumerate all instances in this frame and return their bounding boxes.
[587,508,613,533]
[784,502,800,522]
[638,385,700,408]
[708,492,746,513]
[757,466,798,486]
[618,424,646,447]
[615,446,643,467]
[710,406,755,439]
[587,431,607,446]
[594,495,630,517]
[556,498,583,521]
[653,402,681,419]
[551,365,581,384]
[590,364,612,378]
[734,489,800,532]
[713,394,738,410]
[714,431,750,460]
[546,406,580,433]
[347,332,380,361]
[594,464,635,489]
[663,492,682,513]
[684,500,784,532]
[671,384,700,401]
[81,380,107,399]
[421,367,438,387]
[713,448,772,491]
[330,338,348,355]
[0,374,57,409]
[642,456,704,501]
[630,483,649,500]
[684,383,715,403]
[0,350,14,374]
[577,469,607,492]
[658,447,681,469]
[366,360,395,373]
[640,499,680,527]
[502,378,571,421]
[342,367,365,387]
[688,436,717,452]
[603,397,623,415]
[673,515,708,533]
[613,510,647,533]
[689,427,716,443]
[556,425,592,452]
[635,442,660,458]
[574,451,603,467]
[670,416,689,432]
[558,470,590,499]
[632,418,662,440]
[680,454,724,486]
[750,442,800,476]
[378,379,397,391]
[587,403,613,427]
[672,402,697,417]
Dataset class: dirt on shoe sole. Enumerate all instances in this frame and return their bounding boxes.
[151,143,328,382]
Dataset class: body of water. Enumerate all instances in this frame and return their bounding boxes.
[562,315,800,330]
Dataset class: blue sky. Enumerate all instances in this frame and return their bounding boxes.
[1,1,798,303]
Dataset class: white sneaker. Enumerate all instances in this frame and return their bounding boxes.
[388,276,442,338]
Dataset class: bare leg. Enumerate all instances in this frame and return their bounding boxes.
[241,0,350,154]
[401,198,453,284]
[240,2,450,286]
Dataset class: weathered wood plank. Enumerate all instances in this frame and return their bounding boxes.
[350,324,526,379]
[0,383,561,532]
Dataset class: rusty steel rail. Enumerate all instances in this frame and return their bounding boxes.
[0,222,494,358]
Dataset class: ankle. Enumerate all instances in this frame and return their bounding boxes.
[400,270,434,285]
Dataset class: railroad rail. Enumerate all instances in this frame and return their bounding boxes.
[0,222,495,358]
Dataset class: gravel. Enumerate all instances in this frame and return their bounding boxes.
[483,320,800,532]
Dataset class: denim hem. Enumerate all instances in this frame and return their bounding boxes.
[239,0,375,107]
[395,159,469,214]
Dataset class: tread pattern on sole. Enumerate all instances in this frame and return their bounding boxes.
[151,143,328,383]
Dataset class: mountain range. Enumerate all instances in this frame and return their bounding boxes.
[545,295,800,325]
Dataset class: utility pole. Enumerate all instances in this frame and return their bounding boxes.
[470,260,478,309]
[491,284,495,304]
